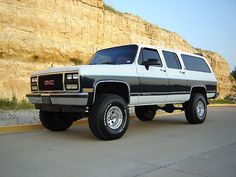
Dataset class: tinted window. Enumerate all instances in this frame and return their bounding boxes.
[138,48,162,66]
[90,45,138,65]
[162,51,182,69]
[181,54,211,73]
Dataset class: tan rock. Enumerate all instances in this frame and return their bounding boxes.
[0,0,233,100]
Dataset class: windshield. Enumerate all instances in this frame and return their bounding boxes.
[90,45,138,65]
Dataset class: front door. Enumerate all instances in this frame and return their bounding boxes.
[136,48,168,105]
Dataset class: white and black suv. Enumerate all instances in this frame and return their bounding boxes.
[27,44,217,140]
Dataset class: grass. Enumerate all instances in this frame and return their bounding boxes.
[0,96,34,110]
[209,99,236,104]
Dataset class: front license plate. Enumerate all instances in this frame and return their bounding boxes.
[42,96,52,104]
[29,97,42,104]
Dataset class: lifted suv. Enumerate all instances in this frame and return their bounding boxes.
[27,44,217,140]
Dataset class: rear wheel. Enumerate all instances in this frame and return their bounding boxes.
[88,94,129,140]
[39,111,73,131]
[135,105,157,121]
[184,93,207,124]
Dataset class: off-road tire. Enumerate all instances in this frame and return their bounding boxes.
[135,105,157,121]
[184,93,207,124]
[88,94,129,140]
[39,111,73,131]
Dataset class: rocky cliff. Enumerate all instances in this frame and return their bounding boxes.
[0,0,232,99]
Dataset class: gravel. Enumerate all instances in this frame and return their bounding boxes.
[0,109,40,126]
[0,108,148,127]
[0,108,135,127]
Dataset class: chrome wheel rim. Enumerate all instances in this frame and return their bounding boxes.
[106,106,123,129]
[196,100,205,119]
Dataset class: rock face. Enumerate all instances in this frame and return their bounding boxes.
[196,49,233,98]
[0,0,232,99]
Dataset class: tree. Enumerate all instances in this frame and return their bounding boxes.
[231,67,236,81]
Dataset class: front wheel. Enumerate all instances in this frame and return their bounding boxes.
[39,111,73,131]
[88,94,129,140]
[184,93,207,124]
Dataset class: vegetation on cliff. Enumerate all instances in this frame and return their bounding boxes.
[230,67,236,81]
[104,4,120,14]
[0,96,33,110]
[230,67,236,95]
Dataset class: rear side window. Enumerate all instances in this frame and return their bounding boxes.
[181,54,211,73]
[138,48,162,66]
[162,51,182,69]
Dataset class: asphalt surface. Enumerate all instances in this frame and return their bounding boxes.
[0,107,236,177]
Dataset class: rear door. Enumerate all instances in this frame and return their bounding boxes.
[160,50,190,103]
[136,47,168,105]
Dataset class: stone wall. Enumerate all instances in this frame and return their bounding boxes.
[0,0,232,99]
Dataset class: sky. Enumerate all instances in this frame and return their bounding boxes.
[104,0,236,70]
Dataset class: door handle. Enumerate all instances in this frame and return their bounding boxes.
[160,69,166,72]
[179,71,185,74]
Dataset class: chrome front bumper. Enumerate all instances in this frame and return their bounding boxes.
[26,93,88,106]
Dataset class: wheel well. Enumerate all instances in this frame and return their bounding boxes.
[191,87,208,103]
[95,82,130,103]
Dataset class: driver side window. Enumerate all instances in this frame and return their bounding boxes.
[138,48,162,67]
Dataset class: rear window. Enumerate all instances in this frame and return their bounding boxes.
[181,54,211,73]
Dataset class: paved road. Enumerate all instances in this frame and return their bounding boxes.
[0,107,236,177]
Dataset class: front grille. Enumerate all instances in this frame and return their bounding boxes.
[38,74,63,91]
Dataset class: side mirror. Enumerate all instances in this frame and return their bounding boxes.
[143,58,161,70]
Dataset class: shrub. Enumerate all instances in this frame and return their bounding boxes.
[231,67,236,81]
[70,58,83,65]
[0,96,34,110]
[232,85,236,92]
[104,4,120,14]
[32,54,39,61]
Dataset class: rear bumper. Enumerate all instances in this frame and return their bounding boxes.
[214,92,219,99]
[26,93,88,106]
[207,92,218,99]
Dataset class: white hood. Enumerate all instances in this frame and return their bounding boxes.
[32,64,137,77]
[32,65,81,75]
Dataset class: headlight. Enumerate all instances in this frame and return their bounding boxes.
[31,76,38,91]
[31,77,37,83]
[65,84,78,90]
[72,73,78,79]
[66,74,73,80]
[66,73,78,80]
[31,86,38,91]
[65,72,79,90]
